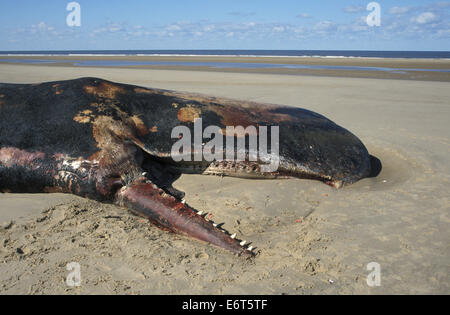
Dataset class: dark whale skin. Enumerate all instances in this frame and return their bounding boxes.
[0,78,371,256]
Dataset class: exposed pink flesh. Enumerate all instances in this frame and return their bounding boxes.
[115,178,253,257]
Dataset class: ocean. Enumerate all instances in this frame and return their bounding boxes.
[1,50,450,59]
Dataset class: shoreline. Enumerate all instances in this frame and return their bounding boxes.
[1,56,449,82]
[2,54,450,60]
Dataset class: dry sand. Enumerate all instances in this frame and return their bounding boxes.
[0,63,449,294]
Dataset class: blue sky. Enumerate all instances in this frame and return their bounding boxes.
[0,0,449,51]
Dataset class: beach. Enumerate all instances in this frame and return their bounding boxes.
[1,55,450,81]
[0,60,449,294]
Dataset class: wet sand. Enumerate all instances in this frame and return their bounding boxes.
[0,63,449,294]
[1,55,449,81]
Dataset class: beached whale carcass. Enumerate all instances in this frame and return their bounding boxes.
[0,78,372,256]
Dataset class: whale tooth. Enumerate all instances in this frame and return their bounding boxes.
[231,233,236,239]
[240,240,246,246]
[197,211,203,216]
[247,246,253,251]
[213,223,217,227]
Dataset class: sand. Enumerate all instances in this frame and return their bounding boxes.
[0,63,449,294]
[1,55,449,81]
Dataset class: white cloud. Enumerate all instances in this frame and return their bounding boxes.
[314,21,336,32]
[343,6,365,13]
[228,11,255,17]
[108,24,123,32]
[436,28,450,38]
[433,1,450,9]
[389,6,411,15]
[203,25,216,32]
[91,23,127,37]
[30,22,55,34]
[412,12,438,24]
[273,26,285,32]
[296,13,311,19]
[166,24,182,31]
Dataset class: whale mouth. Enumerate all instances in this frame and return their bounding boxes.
[138,142,378,190]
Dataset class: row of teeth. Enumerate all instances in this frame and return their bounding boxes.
[182,199,254,253]
[140,172,254,253]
